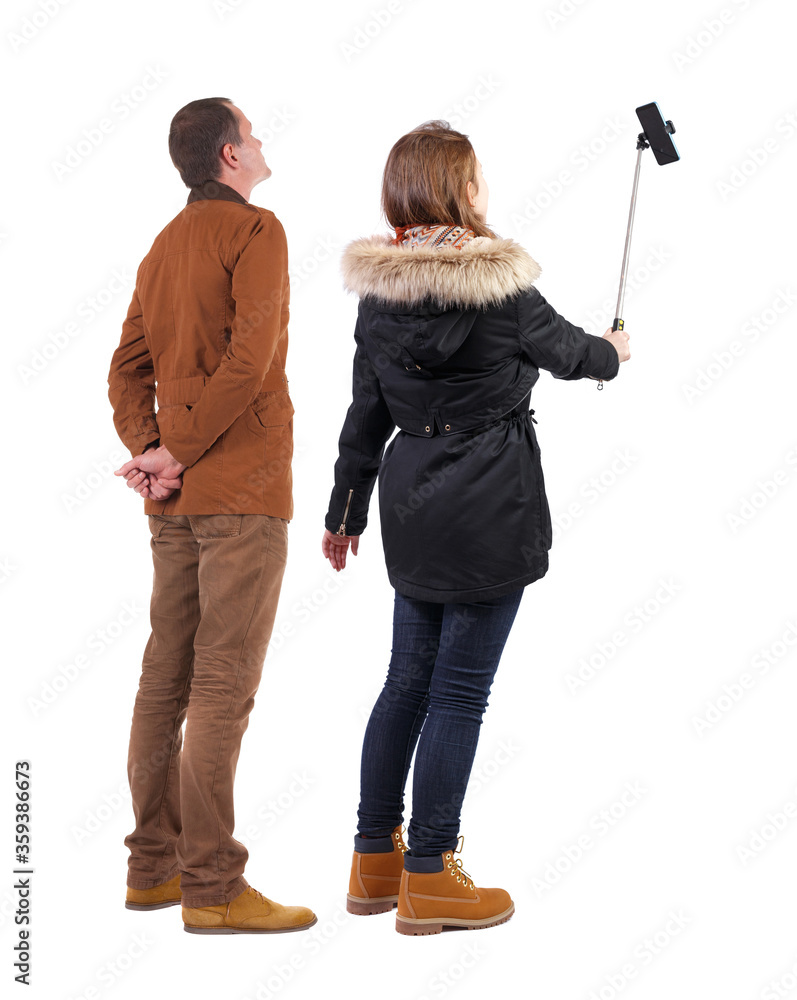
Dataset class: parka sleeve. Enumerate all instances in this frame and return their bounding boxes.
[517,287,620,382]
[158,213,290,468]
[107,284,160,457]
[324,314,396,536]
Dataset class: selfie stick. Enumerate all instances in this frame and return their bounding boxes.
[598,102,679,390]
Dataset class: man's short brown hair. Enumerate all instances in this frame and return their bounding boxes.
[168,98,242,189]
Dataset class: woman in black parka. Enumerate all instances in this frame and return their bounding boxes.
[322,121,629,935]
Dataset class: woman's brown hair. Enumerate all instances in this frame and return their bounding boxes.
[381,120,496,241]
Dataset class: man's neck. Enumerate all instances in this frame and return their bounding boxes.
[216,174,253,202]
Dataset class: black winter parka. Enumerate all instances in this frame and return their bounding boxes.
[324,235,620,602]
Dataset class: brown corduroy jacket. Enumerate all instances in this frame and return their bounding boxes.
[108,180,293,518]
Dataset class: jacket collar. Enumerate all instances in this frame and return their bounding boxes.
[186,179,248,206]
[341,234,542,310]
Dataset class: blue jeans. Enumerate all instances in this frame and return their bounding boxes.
[357,587,524,856]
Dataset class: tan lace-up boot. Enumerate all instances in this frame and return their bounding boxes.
[396,838,514,935]
[125,873,181,910]
[347,825,407,915]
[182,886,316,934]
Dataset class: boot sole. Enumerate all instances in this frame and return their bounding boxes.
[125,899,181,910]
[346,893,398,915]
[183,916,318,935]
[396,903,515,936]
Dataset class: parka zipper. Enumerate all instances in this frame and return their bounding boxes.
[337,488,354,536]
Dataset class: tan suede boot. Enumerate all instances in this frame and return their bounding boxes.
[347,825,407,915]
[182,886,316,934]
[396,840,514,935]
[125,873,181,910]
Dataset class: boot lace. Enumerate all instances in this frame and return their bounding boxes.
[395,826,408,854]
[444,835,475,891]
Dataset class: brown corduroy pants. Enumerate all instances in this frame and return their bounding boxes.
[124,512,288,907]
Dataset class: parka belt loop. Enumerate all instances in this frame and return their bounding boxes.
[155,369,288,406]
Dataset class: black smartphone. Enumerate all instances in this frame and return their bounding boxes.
[635,102,679,165]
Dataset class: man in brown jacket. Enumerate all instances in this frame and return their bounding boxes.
[108,98,315,934]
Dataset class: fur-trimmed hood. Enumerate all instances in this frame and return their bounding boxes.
[341,234,542,310]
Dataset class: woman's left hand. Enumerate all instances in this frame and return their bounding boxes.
[321,528,359,571]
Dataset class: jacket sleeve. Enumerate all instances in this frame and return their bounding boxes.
[517,287,620,381]
[324,314,396,536]
[158,213,290,468]
[107,285,160,457]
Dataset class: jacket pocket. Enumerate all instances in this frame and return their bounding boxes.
[155,404,191,436]
[251,391,294,428]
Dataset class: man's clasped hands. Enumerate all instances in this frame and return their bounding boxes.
[114,444,187,501]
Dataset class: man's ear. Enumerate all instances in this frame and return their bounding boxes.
[221,143,238,170]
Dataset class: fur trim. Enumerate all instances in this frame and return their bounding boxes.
[341,234,542,309]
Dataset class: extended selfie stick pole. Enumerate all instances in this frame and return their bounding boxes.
[597,103,678,390]
[613,138,647,335]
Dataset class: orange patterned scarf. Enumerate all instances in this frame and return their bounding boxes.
[393,223,477,249]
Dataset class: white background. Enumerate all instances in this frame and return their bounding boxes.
[4,0,797,997]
